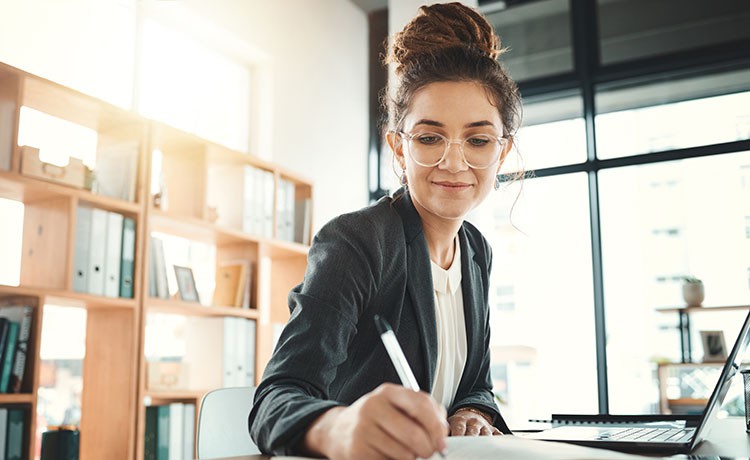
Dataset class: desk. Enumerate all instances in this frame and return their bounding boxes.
[205,418,750,460]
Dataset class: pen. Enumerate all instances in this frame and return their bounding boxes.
[374,315,447,459]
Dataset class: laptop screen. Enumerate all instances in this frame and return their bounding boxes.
[691,308,750,447]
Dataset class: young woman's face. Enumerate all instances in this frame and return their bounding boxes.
[393,81,511,226]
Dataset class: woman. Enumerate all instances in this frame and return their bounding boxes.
[249,3,522,459]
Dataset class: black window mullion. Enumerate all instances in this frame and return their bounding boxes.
[570,0,609,414]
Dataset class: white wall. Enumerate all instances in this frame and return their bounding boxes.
[178,0,370,230]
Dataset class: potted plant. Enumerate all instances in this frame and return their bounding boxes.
[682,276,705,307]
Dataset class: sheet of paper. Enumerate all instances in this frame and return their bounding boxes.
[272,434,666,460]
[423,435,663,460]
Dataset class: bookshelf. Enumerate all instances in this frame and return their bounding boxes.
[655,305,750,415]
[0,61,313,459]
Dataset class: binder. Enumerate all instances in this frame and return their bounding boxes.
[182,404,195,460]
[72,206,92,293]
[168,403,183,460]
[144,407,158,460]
[104,212,124,298]
[156,405,170,460]
[222,317,239,387]
[120,217,136,298]
[151,237,169,299]
[87,208,108,296]
[0,408,7,460]
[4,409,24,460]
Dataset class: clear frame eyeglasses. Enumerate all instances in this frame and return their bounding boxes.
[398,131,508,169]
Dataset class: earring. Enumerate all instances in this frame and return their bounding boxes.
[400,173,408,187]
[494,174,501,191]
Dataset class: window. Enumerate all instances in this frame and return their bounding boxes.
[505,93,585,173]
[469,173,598,423]
[484,0,573,81]
[599,151,750,413]
[595,69,750,159]
[597,0,750,65]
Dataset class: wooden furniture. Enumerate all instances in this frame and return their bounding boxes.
[656,305,750,363]
[0,61,313,459]
[655,305,749,415]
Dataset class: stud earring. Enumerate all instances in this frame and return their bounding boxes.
[494,174,501,191]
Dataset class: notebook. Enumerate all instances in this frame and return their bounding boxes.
[525,308,750,454]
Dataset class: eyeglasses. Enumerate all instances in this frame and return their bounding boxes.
[398,131,508,169]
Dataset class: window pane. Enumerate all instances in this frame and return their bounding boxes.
[469,173,597,424]
[503,93,585,174]
[595,69,750,159]
[598,0,750,65]
[600,151,750,414]
[483,0,573,82]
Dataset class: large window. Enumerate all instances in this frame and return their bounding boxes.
[600,151,750,413]
[460,0,750,419]
[470,173,598,424]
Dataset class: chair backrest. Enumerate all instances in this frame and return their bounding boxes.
[197,386,261,459]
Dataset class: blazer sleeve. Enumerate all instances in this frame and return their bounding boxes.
[248,212,383,455]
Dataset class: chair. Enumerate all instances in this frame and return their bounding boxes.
[197,386,261,459]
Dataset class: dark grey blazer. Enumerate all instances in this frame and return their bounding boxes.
[248,189,510,455]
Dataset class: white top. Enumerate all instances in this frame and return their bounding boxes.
[430,238,468,409]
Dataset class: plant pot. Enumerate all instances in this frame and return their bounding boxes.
[682,282,705,307]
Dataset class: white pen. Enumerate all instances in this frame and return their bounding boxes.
[375,314,447,459]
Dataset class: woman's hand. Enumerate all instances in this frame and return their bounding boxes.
[448,408,502,436]
[304,383,449,460]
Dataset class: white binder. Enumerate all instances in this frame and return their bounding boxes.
[87,208,108,295]
[104,212,123,297]
[72,206,92,293]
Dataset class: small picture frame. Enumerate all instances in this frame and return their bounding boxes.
[173,265,200,303]
[700,330,727,362]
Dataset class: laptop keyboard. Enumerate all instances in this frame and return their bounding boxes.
[596,427,695,443]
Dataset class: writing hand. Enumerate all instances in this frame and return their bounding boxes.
[448,408,502,436]
[304,383,449,460]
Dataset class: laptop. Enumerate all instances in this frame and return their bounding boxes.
[525,308,750,454]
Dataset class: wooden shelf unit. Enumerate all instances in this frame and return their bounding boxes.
[0,61,314,459]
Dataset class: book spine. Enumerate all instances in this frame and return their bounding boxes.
[4,409,24,460]
[8,307,32,393]
[144,406,158,460]
[0,408,7,460]
[156,405,170,460]
[0,323,19,393]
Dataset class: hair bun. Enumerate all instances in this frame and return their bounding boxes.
[389,2,504,76]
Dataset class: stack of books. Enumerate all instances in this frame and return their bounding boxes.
[144,403,195,460]
[0,305,34,394]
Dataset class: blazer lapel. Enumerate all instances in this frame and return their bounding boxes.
[393,191,437,391]
[457,226,483,392]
